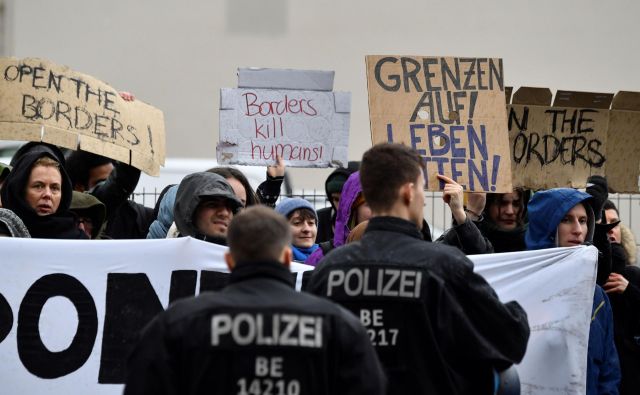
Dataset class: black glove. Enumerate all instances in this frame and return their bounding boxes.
[586,175,608,222]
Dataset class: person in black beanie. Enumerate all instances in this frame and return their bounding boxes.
[315,163,358,243]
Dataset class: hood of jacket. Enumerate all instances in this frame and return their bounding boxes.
[324,167,353,210]
[174,172,243,238]
[70,191,107,239]
[333,171,362,248]
[1,144,86,239]
[525,188,594,250]
[0,208,31,237]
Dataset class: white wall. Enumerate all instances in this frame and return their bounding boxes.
[5,0,640,189]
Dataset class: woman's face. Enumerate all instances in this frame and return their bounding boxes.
[25,165,62,216]
[289,209,317,249]
[557,203,588,247]
[488,192,521,230]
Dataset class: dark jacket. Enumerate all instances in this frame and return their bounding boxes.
[1,145,87,239]
[173,172,243,242]
[476,218,527,253]
[90,161,154,239]
[307,216,529,394]
[435,217,494,255]
[525,188,620,395]
[316,167,354,244]
[124,260,387,395]
[609,243,640,395]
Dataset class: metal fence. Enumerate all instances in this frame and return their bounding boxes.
[131,189,640,247]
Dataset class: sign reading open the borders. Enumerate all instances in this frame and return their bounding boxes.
[0,57,165,175]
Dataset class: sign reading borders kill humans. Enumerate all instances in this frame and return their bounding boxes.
[217,68,351,167]
[0,58,165,175]
[366,56,512,192]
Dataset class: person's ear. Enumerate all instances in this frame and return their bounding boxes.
[224,251,236,271]
[401,182,413,205]
[280,246,292,268]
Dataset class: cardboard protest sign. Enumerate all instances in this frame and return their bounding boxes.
[217,68,351,167]
[0,238,596,394]
[0,57,165,175]
[365,55,512,192]
[606,91,640,193]
[507,88,611,189]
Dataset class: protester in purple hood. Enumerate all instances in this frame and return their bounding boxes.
[306,171,371,266]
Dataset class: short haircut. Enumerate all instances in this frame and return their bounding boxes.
[288,208,317,223]
[227,206,292,263]
[207,167,258,206]
[603,200,619,215]
[33,156,61,170]
[360,143,424,212]
[65,150,112,189]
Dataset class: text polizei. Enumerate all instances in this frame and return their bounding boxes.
[211,313,323,348]
[326,268,422,298]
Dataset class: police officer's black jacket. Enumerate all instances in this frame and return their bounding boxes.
[124,260,386,395]
[307,216,530,395]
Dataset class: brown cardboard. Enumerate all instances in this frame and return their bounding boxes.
[606,91,640,192]
[553,91,613,109]
[0,57,165,175]
[511,87,552,106]
[365,55,512,192]
[507,88,608,189]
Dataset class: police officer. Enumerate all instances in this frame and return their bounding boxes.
[124,206,386,395]
[308,143,530,394]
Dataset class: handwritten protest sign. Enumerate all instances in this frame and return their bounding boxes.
[217,68,351,167]
[507,88,611,189]
[366,56,512,192]
[0,57,165,175]
[606,91,640,193]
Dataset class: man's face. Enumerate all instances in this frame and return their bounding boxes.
[25,165,62,216]
[194,198,234,238]
[86,162,114,190]
[557,203,588,247]
[604,208,621,244]
[488,192,521,230]
[408,169,425,228]
[289,209,317,248]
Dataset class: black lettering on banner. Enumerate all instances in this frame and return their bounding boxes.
[17,274,98,379]
[169,270,197,304]
[99,273,163,383]
[200,270,230,292]
[0,293,13,343]
[374,57,401,92]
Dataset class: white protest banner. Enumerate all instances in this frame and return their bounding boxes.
[217,68,351,167]
[0,57,166,175]
[0,239,596,395]
[0,237,312,394]
[473,246,598,395]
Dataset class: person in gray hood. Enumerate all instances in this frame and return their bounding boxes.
[173,172,244,245]
[0,208,31,237]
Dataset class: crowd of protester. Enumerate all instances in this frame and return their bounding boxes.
[1,138,640,395]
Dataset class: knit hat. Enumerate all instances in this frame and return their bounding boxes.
[275,197,318,222]
[326,173,349,195]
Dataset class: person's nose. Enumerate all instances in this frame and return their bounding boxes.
[504,203,514,215]
[78,221,86,233]
[571,220,582,234]
[42,187,53,200]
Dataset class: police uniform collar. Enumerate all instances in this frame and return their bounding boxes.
[229,260,295,287]
[366,216,423,240]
